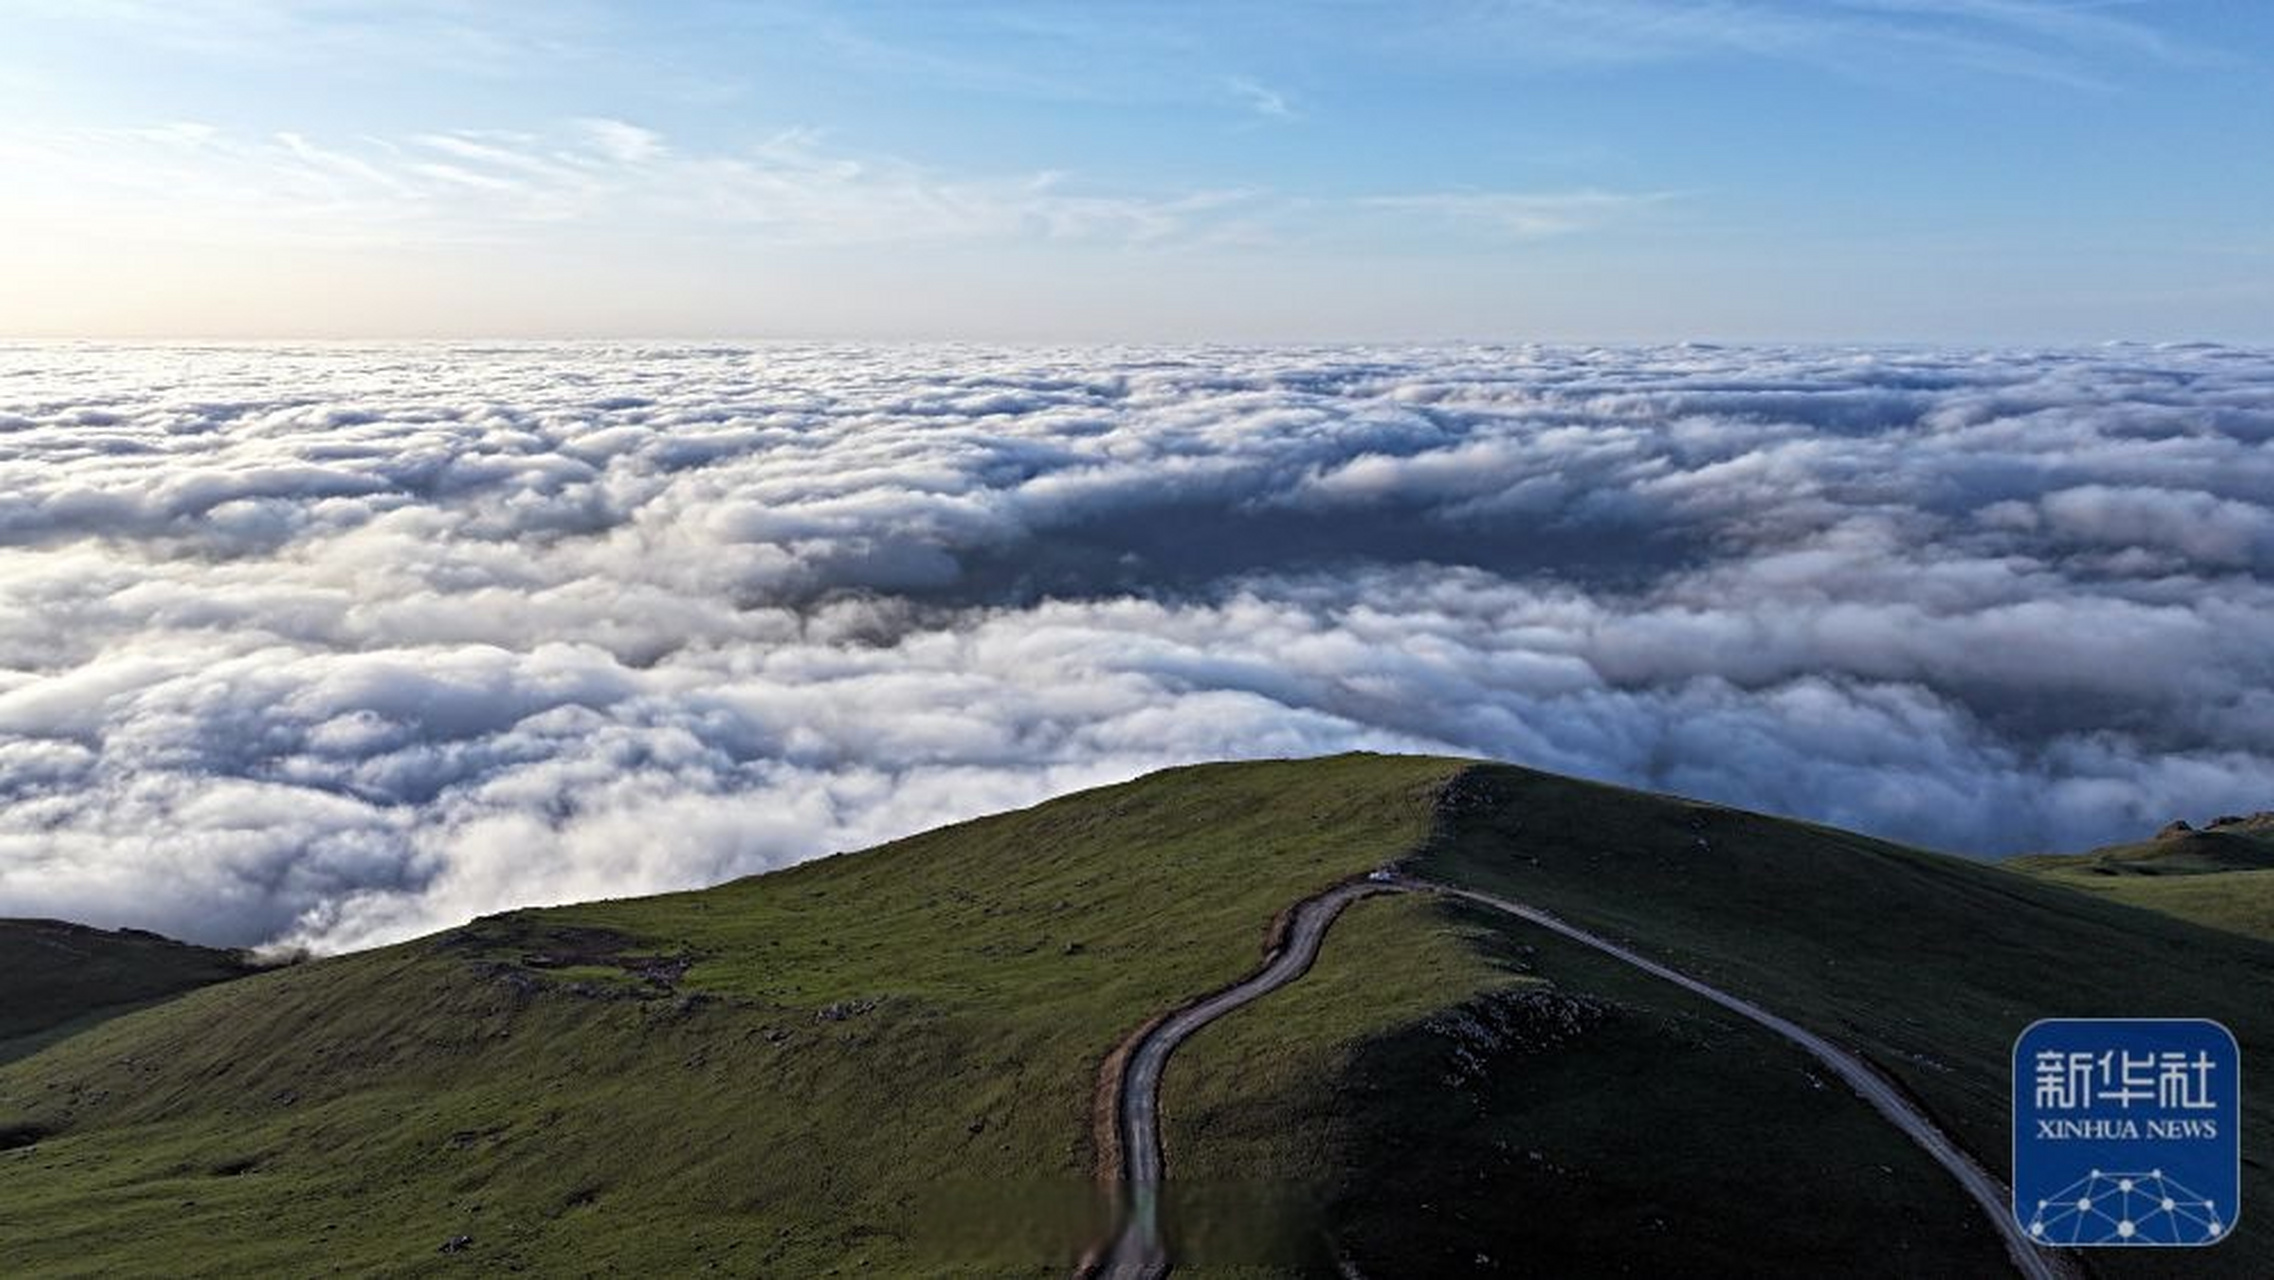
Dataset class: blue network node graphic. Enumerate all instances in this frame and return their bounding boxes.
[2025,1170,2225,1246]
[2013,1018,2240,1250]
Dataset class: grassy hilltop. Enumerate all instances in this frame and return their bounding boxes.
[0,755,1460,1277]
[3,754,2269,1278]
[2009,815,2274,943]
[0,919,254,1066]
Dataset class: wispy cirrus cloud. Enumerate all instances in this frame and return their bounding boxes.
[1361,190,1672,240]
[1404,0,2195,84]
[1227,77,1298,122]
[0,118,1229,248]
[0,116,1655,252]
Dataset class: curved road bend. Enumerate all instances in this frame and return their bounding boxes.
[1096,880,1388,1280]
[1092,875,2077,1280]
[1405,878,2081,1280]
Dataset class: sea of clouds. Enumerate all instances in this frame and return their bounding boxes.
[2,341,2270,951]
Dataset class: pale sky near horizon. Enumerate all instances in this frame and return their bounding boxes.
[2,1,2270,342]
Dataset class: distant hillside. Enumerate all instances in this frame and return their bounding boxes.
[2,756,2268,1278]
[0,919,255,1063]
[2009,812,2274,942]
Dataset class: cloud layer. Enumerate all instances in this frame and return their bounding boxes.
[3,342,2270,950]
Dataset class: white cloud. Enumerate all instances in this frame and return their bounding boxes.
[0,118,1258,251]
[1227,77,1297,121]
[0,116,1660,255]
[1360,191,1669,239]
[577,117,666,164]
[1399,0,2190,85]
[1,342,2269,951]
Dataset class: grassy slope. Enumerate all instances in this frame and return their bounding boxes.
[7,754,2268,1278]
[1394,763,2274,1279]
[1150,893,1529,1275]
[0,754,1461,1278]
[2008,824,2274,943]
[1165,893,2012,1278]
[0,920,253,1064]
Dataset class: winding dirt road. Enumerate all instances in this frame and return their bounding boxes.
[1088,872,2080,1279]
[1095,880,1387,1280]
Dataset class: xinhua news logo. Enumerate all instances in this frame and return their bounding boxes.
[2012,1018,2239,1248]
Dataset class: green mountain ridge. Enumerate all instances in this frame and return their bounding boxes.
[0,918,257,1067]
[2008,813,2274,944]
[2,755,2268,1278]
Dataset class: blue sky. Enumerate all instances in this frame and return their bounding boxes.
[2,0,2269,340]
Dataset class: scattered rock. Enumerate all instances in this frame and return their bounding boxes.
[817,998,879,1023]
[1427,990,1614,1088]
[622,954,695,987]
[471,962,542,999]
[439,1235,474,1254]
[1435,774,1500,814]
